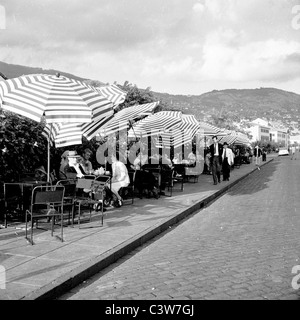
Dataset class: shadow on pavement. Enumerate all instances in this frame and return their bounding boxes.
[226,160,280,197]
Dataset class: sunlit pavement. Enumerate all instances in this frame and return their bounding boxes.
[0,155,276,300]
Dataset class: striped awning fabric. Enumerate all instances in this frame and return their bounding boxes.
[128,111,182,140]
[96,84,127,109]
[153,114,200,149]
[98,101,160,137]
[219,131,249,145]
[0,74,113,123]
[43,101,159,148]
[43,99,114,148]
[198,122,227,136]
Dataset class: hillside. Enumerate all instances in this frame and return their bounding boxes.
[0,61,87,82]
[1,60,300,129]
[152,88,300,127]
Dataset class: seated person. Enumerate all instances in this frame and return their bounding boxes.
[131,152,159,198]
[62,155,85,179]
[34,165,47,181]
[81,148,94,175]
[187,151,197,167]
[59,150,71,180]
[110,153,130,207]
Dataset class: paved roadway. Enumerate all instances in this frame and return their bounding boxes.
[60,155,300,300]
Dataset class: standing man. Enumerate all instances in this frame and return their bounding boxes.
[253,145,262,167]
[222,142,234,181]
[290,145,296,160]
[209,136,223,185]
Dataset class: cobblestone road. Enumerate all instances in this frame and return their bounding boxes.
[61,156,300,300]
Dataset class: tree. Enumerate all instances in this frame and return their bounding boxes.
[0,112,48,182]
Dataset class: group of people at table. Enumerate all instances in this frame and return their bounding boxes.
[54,146,199,207]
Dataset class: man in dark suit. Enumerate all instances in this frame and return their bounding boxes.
[209,135,223,185]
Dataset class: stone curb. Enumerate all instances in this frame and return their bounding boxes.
[21,158,274,300]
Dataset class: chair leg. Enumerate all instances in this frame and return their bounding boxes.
[30,218,34,245]
[78,205,81,229]
[51,217,54,237]
[60,213,63,242]
[25,211,28,239]
[71,203,75,227]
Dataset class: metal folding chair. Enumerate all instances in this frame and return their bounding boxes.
[73,177,109,228]
[25,185,65,245]
[55,179,77,225]
[119,169,135,205]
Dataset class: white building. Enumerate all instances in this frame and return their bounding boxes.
[246,118,270,143]
[245,118,289,146]
[269,127,289,147]
[289,134,300,146]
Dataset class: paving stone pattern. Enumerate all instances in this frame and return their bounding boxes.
[61,156,300,300]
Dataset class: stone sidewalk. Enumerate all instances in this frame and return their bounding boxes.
[0,156,275,300]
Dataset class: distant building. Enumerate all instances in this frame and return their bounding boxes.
[246,118,270,143]
[270,127,289,147]
[289,135,300,146]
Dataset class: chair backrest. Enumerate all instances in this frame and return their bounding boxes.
[56,179,76,197]
[32,185,64,204]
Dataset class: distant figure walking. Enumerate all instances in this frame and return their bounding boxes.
[221,142,234,181]
[253,145,262,168]
[209,135,223,185]
[290,146,296,160]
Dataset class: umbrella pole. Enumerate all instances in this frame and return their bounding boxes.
[47,123,53,183]
[47,137,50,183]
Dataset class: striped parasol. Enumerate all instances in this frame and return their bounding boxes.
[128,111,182,141]
[198,121,227,136]
[0,74,109,123]
[219,131,249,145]
[0,73,115,180]
[96,84,127,109]
[43,96,114,148]
[152,113,200,149]
[97,101,160,138]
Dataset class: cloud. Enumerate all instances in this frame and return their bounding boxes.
[200,29,300,83]
[0,0,300,95]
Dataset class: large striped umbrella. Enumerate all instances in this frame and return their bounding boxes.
[96,84,127,109]
[128,111,182,140]
[0,73,114,180]
[97,101,160,138]
[44,101,160,148]
[43,96,114,148]
[150,113,200,149]
[198,121,227,136]
[219,131,249,146]
[0,74,105,123]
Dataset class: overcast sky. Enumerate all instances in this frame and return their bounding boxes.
[0,0,300,95]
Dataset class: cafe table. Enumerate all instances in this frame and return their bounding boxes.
[3,180,50,227]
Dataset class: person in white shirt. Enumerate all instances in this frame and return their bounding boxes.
[254,145,262,166]
[222,142,234,181]
[110,153,130,207]
[291,146,296,160]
